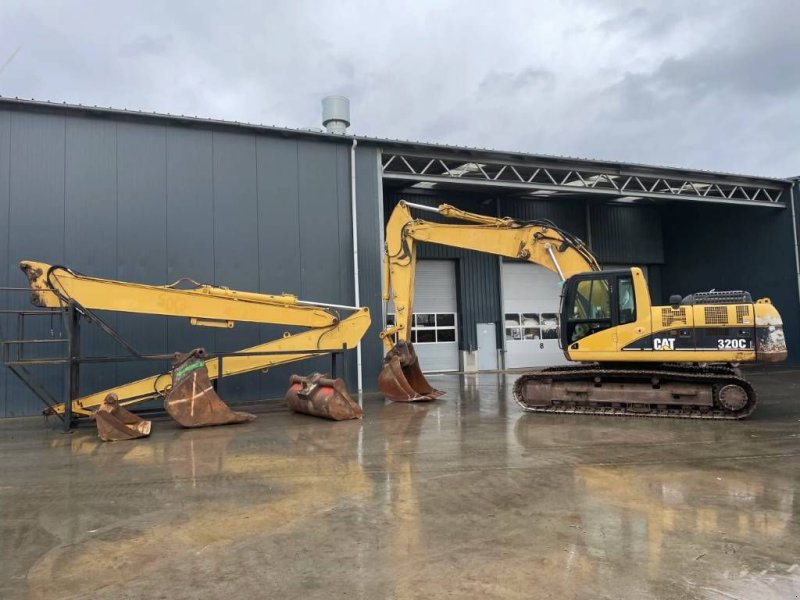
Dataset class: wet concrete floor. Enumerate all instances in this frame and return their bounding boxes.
[1,368,799,599]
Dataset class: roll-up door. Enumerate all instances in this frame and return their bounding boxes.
[388,260,459,372]
[502,262,569,368]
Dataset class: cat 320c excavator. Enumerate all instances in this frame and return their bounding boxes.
[378,201,787,419]
[17,261,370,440]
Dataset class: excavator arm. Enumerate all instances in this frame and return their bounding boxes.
[21,261,340,328]
[379,200,600,401]
[15,261,371,436]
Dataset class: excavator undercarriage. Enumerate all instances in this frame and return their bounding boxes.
[513,364,756,419]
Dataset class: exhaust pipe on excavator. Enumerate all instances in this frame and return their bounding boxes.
[378,341,444,402]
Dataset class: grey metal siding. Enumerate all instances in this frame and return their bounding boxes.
[0,108,371,416]
[589,204,664,264]
[7,112,66,417]
[0,112,9,417]
[65,117,119,393]
[115,122,168,389]
[211,131,261,399]
[165,127,214,359]
[354,145,384,386]
[500,197,587,239]
[662,202,800,362]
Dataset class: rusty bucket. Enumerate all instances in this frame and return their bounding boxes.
[164,348,256,428]
[93,393,152,442]
[378,341,444,402]
[285,373,363,420]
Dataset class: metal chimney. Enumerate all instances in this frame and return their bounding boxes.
[322,96,350,134]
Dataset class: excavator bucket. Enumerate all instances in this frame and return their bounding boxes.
[93,393,152,442]
[164,348,256,428]
[285,373,363,420]
[378,341,445,402]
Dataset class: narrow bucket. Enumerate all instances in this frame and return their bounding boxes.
[93,393,152,442]
[378,341,444,402]
[164,348,256,428]
[285,373,362,420]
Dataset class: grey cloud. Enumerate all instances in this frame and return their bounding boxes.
[0,0,798,177]
[478,68,556,95]
[118,34,173,58]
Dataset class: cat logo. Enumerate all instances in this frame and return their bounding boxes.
[653,338,676,350]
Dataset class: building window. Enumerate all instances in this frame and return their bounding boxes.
[386,313,458,344]
[505,313,560,341]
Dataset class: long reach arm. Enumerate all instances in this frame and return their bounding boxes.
[381,201,600,350]
[18,261,370,417]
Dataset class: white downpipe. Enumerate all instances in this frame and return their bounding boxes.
[350,138,363,393]
[790,184,800,304]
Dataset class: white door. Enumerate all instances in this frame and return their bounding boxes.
[502,262,569,368]
[476,323,498,371]
[388,260,459,372]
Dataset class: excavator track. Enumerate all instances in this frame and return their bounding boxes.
[513,364,757,420]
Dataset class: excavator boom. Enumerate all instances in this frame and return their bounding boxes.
[21,261,339,328]
[380,200,598,401]
[15,261,370,436]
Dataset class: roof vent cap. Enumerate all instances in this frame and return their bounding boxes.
[322,96,350,135]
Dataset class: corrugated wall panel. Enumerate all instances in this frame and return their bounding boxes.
[6,112,66,417]
[662,202,799,362]
[589,204,664,264]
[256,136,305,397]
[0,111,9,417]
[354,146,384,387]
[335,144,358,385]
[64,117,119,394]
[212,131,261,401]
[165,127,215,358]
[296,141,349,376]
[500,197,587,239]
[115,122,168,389]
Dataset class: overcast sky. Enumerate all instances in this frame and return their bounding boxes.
[1,0,797,177]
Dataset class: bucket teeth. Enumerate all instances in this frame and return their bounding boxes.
[164,348,256,428]
[285,373,363,420]
[93,393,152,442]
[378,341,444,402]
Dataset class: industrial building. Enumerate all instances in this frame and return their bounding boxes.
[0,96,797,417]
[2,96,800,600]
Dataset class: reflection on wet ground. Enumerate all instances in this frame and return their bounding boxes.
[1,368,799,599]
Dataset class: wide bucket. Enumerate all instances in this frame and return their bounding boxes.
[285,373,362,420]
[93,393,152,442]
[164,348,256,428]
[378,341,444,402]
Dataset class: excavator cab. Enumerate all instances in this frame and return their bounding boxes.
[560,269,637,350]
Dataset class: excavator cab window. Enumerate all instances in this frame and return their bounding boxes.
[565,277,612,343]
[618,276,636,325]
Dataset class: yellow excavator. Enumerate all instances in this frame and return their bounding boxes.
[17,261,370,439]
[378,201,787,419]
